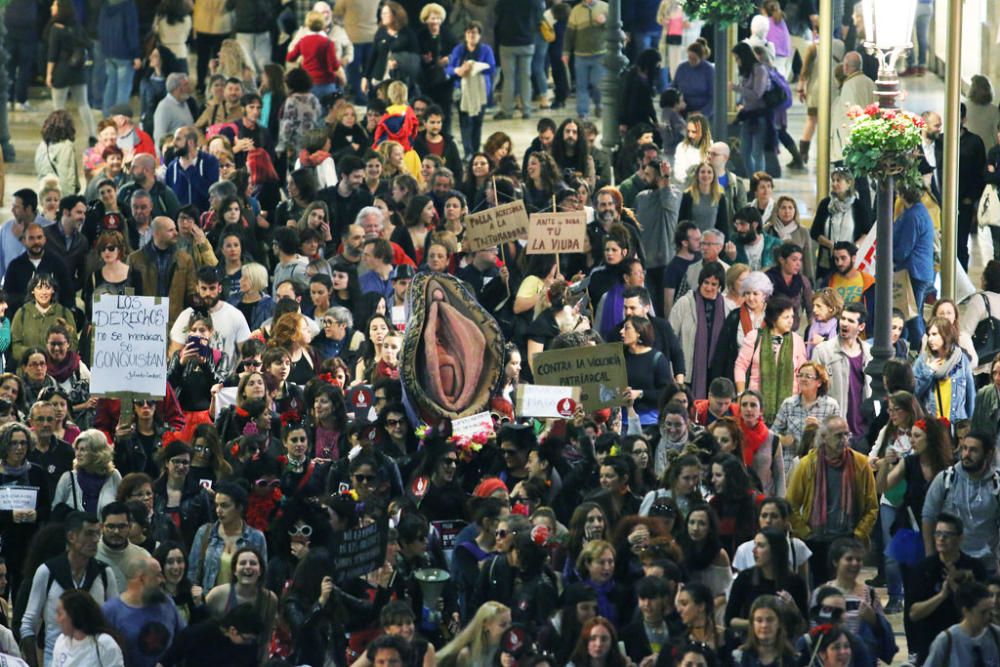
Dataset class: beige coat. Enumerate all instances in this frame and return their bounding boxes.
[193,0,233,35]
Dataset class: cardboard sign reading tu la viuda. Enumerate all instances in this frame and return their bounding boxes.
[531,342,629,412]
[526,210,587,254]
[463,199,530,252]
[516,384,583,418]
[90,294,169,398]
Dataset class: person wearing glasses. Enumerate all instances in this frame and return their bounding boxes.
[27,399,75,498]
[152,441,213,547]
[113,398,170,478]
[188,423,233,486]
[786,416,878,584]
[771,361,842,475]
[0,422,50,595]
[83,230,143,319]
[907,513,987,665]
[406,437,465,523]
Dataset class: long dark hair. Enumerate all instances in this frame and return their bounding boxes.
[285,548,333,608]
[755,527,792,586]
[732,42,758,78]
[153,541,194,601]
[552,118,590,175]
[679,502,723,572]
[59,589,118,637]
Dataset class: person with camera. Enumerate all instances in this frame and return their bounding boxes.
[167,312,229,417]
[905,512,986,665]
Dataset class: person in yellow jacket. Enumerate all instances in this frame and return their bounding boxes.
[786,415,879,584]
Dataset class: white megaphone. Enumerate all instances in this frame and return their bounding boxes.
[414,568,450,622]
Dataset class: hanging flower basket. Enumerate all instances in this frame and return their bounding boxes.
[842,104,924,187]
[682,0,756,26]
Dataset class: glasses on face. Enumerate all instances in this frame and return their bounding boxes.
[192,445,208,454]
[48,340,67,348]
[495,529,509,539]
[353,473,376,483]
[934,530,960,538]
[288,524,314,537]
[243,360,262,368]
[170,459,191,467]
[136,400,155,407]
[385,418,405,428]
[796,373,817,380]
[101,245,118,253]
[32,415,54,422]
[442,458,458,467]
[255,478,280,488]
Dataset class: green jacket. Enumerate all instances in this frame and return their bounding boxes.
[11,302,77,363]
[565,0,608,56]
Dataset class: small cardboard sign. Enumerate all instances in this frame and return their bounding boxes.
[464,199,530,252]
[516,384,583,418]
[531,343,629,412]
[451,411,494,439]
[526,210,587,254]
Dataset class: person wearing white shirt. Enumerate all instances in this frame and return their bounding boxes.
[51,589,124,667]
[732,497,812,582]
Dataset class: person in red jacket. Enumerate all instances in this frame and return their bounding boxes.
[287,11,345,102]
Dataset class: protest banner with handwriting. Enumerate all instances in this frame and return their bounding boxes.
[464,199,530,252]
[331,517,389,582]
[526,210,587,254]
[90,294,169,398]
[531,343,628,412]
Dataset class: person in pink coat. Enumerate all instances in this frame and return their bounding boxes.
[734,294,807,423]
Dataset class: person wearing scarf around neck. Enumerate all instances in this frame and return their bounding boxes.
[772,360,842,475]
[764,242,814,332]
[711,269,773,383]
[736,390,785,497]
[589,232,633,339]
[765,196,815,283]
[277,410,326,500]
[913,316,976,423]
[734,295,806,422]
[786,415,878,584]
[811,169,871,284]
[669,261,728,400]
[575,540,628,628]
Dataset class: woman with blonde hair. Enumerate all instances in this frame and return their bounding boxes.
[679,161,729,234]
[766,196,814,281]
[327,98,369,157]
[52,429,122,513]
[214,38,256,90]
[374,80,424,182]
[38,177,62,224]
[437,601,511,667]
[377,140,408,181]
[672,112,712,186]
[296,201,333,249]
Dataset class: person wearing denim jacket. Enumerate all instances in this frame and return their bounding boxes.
[913,322,977,423]
[187,480,269,590]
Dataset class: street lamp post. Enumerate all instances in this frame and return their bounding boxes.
[860,0,918,396]
[600,0,628,160]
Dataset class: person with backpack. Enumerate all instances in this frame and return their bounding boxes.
[924,580,1000,667]
[44,0,99,146]
[921,431,1000,575]
[19,511,119,667]
[730,41,772,176]
[905,512,987,664]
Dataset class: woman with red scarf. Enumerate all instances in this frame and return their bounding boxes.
[737,389,785,497]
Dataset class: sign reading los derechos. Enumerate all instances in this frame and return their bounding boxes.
[90,295,169,397]
[526,210,587,254]
[464,199,530,252]
[531,343,628,412]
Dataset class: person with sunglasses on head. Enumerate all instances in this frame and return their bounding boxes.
[276,411,328,501]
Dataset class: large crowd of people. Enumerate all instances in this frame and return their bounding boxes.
[2,0,1000,666]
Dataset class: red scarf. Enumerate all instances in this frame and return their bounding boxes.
[47,351,81,383]
[298,148,332,168]
[739,305,756,335]
[739,415,769,467]
[809,446,856,528]
[376,360,399,380]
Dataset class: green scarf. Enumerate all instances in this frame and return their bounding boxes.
[758,327,795,423]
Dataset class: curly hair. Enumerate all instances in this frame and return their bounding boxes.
[270,312,307,350]
[41,110,76,145]
[73,429,115,476]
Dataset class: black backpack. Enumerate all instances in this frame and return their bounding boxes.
[971,292,1000,364]
[67,27,91,68]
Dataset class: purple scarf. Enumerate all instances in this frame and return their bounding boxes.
[585,578,618,625]
[599,282,626,340]
[692,292,726,399]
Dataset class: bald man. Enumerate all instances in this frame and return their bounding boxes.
[103,556,185,667]
[831,51,875,162]
[117,153,182,220]
[127,216,197,325]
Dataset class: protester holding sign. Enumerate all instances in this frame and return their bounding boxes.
[0,423,49,595]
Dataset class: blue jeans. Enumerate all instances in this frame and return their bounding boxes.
[905,276,933,348]
[103,57,134,114]
[740,114,769,174]
[531,33,549,98]
[311,82,340,105]
[500,44,534,115]
[574,53,604,118]
[879,504,904,597]
[630,29,661,62]
[90,41,106,110]
[459,110,484,157]
[7,34,35,104]
[349,42,372,103]
[914,4,932,66]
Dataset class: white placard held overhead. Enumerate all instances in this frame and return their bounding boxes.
[90,294,170,398]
